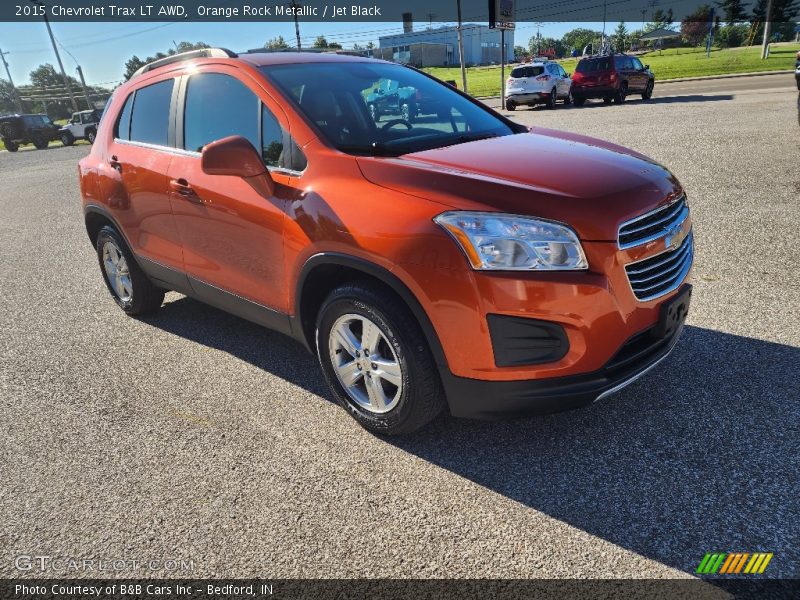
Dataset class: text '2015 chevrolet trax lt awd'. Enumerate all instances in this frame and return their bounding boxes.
[79,48,693,435]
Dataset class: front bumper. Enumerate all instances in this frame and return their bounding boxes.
[441,286,690,419]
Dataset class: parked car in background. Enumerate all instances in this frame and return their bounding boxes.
[571,54,655,106]
[0,113,59,152]
[80,49,693,435]
[365,79,441,122]
[59,109,103,146]
[505,60,572,110]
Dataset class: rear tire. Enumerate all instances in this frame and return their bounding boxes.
[316,282,445,435]
[86,128,97,144]
[603,96,613,104]
[573,96,586,106]
[33,135,49,150]
[505,99,517,111]
[4,140,18,152]
[96,226,164,316]
[547,88,558,110]
[400,103,415,122]
[614,83,628,104]
[61,132,75,146]
[564,90,573,105]
[368,103,379,121]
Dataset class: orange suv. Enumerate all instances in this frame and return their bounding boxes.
[79,49,693,434]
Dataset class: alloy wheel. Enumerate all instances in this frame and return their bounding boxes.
[102,240,133,302]
[328,313,403,414]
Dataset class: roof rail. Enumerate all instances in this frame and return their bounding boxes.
[131,47,238,78]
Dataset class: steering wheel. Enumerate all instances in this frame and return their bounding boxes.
[381,119,412,132]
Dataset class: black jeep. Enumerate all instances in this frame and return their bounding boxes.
[0,113,60,152]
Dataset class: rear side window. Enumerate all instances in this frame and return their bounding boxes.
[129,79,174,146]
[115,93,133,140]
[183,73,259,153]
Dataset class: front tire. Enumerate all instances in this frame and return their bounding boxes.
[61,132,75,146]
[86,128,97,144]
[96,226,164,315]
[573,96,586,106]
[400,103,415,122]
[316,282,445,435]
[32,135,49,150]
[642,80,654,100]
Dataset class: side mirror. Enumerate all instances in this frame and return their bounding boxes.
[201,135,274,195]
[644,64,650,71]
[566,72,571,78]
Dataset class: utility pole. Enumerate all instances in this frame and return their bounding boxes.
[289,0,301,49]
[456,0,467,92]
[602,0,608,53]
[0,47,23,112]
[760,0,773,59]
[75,65,92,109]
[30,0,79,111]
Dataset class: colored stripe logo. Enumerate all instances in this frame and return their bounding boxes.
[696,552,773,575]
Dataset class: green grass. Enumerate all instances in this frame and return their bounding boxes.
[425,42,800,97]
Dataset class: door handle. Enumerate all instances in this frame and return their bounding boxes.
[169,178,205,204]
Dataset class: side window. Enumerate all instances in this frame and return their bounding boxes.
[614,56,624,70]
[261,104,307,172]
[632,57,644,70]
[115,92,134,140]
[129,79,173,146]
[184,73,258,153]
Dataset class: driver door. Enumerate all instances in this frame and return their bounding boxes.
[167,68,300,316]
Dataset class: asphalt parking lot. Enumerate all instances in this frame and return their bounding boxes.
[1,74,798,581]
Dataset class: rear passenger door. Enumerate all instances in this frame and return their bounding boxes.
[103,76,185,277]
[167,67,302,315]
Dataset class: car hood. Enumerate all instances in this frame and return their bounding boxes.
[356,128,683,241]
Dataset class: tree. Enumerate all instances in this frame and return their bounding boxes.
[265,36,289,50]
[313,35,329,48]
[366,41,375,50]
[751,0,800,42]
[0,78,18,114]
[123,41,210,80]
[646,8,675,31]
[681,5,714,46]
[513,45,528,61]
[716,0,749,25]
[717,23,750,46]
[612,21,628,51]
[561,27,601,54]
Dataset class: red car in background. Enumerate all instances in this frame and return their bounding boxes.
[571,54,655,105]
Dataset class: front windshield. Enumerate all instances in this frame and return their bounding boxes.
[261,62,516,156]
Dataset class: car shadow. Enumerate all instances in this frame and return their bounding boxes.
[141,299,799,576]
[515,94,735,111]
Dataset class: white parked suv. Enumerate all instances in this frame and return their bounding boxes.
[505,60,573,111]
[59,109,102,146]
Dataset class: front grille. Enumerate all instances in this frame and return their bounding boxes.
[625,233,693,301]
[618,196,688,249]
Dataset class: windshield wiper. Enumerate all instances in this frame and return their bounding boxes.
[338,143,401,157]
[452,132,500,145]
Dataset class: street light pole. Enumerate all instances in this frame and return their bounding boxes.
[0,47,24,112]
[456,0,467,92]
[30,0,79,111]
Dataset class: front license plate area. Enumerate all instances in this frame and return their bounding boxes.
[654,285,691,339]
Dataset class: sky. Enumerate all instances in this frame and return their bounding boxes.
[0,20,610,87]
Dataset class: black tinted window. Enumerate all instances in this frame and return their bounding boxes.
[262,105,306,172]
[115,93,133,140]
[184,73,258,153]
[576,58,611,73]
[129,79,173,146]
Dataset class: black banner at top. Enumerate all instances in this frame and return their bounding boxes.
[2,0,758,23]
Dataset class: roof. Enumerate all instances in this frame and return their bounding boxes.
[640,28,681,40]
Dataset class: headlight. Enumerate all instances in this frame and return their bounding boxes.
[434,211,588,271]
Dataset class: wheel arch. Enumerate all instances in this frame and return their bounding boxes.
[294,253,449,371]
